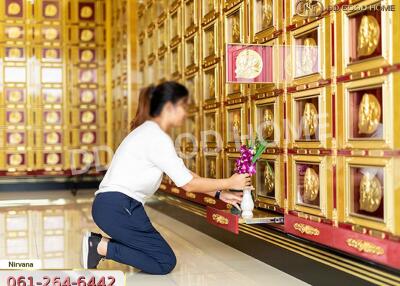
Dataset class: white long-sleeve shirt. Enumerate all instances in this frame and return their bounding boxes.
[95,120,193,204]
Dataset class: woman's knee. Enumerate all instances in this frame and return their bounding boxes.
[160,252,177,274]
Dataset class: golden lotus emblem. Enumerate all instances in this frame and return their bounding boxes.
[8,3,21,15]
[9,133,23,144]
[81,90,95,102]
[9,90,22,102]
[82,132,95,144]
[81,50,94,62]
[264,163,275,194]
[46,153,60,165]
[9,111,22,123]
[235,49,263,79]
[357,15,380,57]
[44,27,58,40]
[9,48,22,58]
[303,167,319,202]
[80,6,93,18]
[358,93,381,135]
[81,29,94,41]
[45,49,58,59]
[46,132,59,144]
[46,111,60,124]
[82,153,94,165]
[44,3,58,17]
[81,111,95,123]
[263,108,274,139]
[302,102,318,137]
[9,154,23,166]
[8,26,22,39]
[359,172,383,213]
[262,0,273,29]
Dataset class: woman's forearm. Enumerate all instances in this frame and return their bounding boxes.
[182,177,229,194]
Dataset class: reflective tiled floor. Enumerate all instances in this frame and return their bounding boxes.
[0,190,308,285]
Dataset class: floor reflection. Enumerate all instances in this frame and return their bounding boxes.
[0,189,308,285]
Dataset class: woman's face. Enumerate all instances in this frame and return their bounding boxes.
[166,97,189,127]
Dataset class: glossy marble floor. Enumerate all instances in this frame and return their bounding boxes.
[0,189,308,285]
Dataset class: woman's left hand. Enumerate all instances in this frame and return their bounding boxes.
[219,190,243,211]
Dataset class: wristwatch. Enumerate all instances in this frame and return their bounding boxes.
[215,190,221,200]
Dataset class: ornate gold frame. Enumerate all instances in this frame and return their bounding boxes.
[337,156,399,235]
[337,74,394,150]
[289,18,330,86]
[202,0,218,24]
[287,86,332,149]
[336,0,394,75]
[184,33,199,75]
[254,154,284,209]
[169,5,182,47]
[202,20,219,68]
[250,95,283,148]
[184,71,200,108]
[285,0,329,27]
[184,0,198,37]
[289,155,333,219]
[250,0,282,43]
[202,63,220,103]
[170,44,182,79]
[202,107,221,149]
[224,102,247,149]
[157,20,168,55]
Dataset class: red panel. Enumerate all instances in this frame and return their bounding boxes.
[206,207,239,234]
[284,214,334,246]
[333,227,399,269]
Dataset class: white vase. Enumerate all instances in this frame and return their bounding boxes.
[241,186,254,219]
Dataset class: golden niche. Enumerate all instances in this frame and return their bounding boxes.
[357,15,380,57]
[263,108,274,139]
[235,49,263,79]
[262,0,273,29]
[9,154,23,166]
[207,31,214,55]
[208,74,215,98]
[264,163,275,194]
[209,160,216,178]
[80,6,93,19]
[303,167,319,201]
[44,3,58,17]
[358,93,381,135]
[8,2,21,15]
[302,102,318,137]
[359,172,383,213]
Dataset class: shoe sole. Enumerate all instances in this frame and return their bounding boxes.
[81,230,90,269]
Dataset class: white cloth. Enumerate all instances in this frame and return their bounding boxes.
[95,120,193,204]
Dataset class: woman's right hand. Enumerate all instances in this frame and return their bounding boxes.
[228,173,251,190]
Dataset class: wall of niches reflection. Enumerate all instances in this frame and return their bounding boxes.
[138,0,400,236]
[0,0,111,175]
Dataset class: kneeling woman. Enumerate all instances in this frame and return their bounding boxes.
[82,81,251,274]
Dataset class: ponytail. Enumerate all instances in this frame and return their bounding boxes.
[130,85,154,131]
[130,81,189,131]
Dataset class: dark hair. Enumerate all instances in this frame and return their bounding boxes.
[130,81,189,130]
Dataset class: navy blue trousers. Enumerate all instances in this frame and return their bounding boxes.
[91,192,177,274]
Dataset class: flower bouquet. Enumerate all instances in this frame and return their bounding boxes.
[232,137,268,218]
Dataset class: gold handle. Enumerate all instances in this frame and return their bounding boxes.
[212,214,229,225]
[171,187,180,194]
[204,197,216,205]
[346,238,384,256]
[186,192,196,199]
[294,223,320,236]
